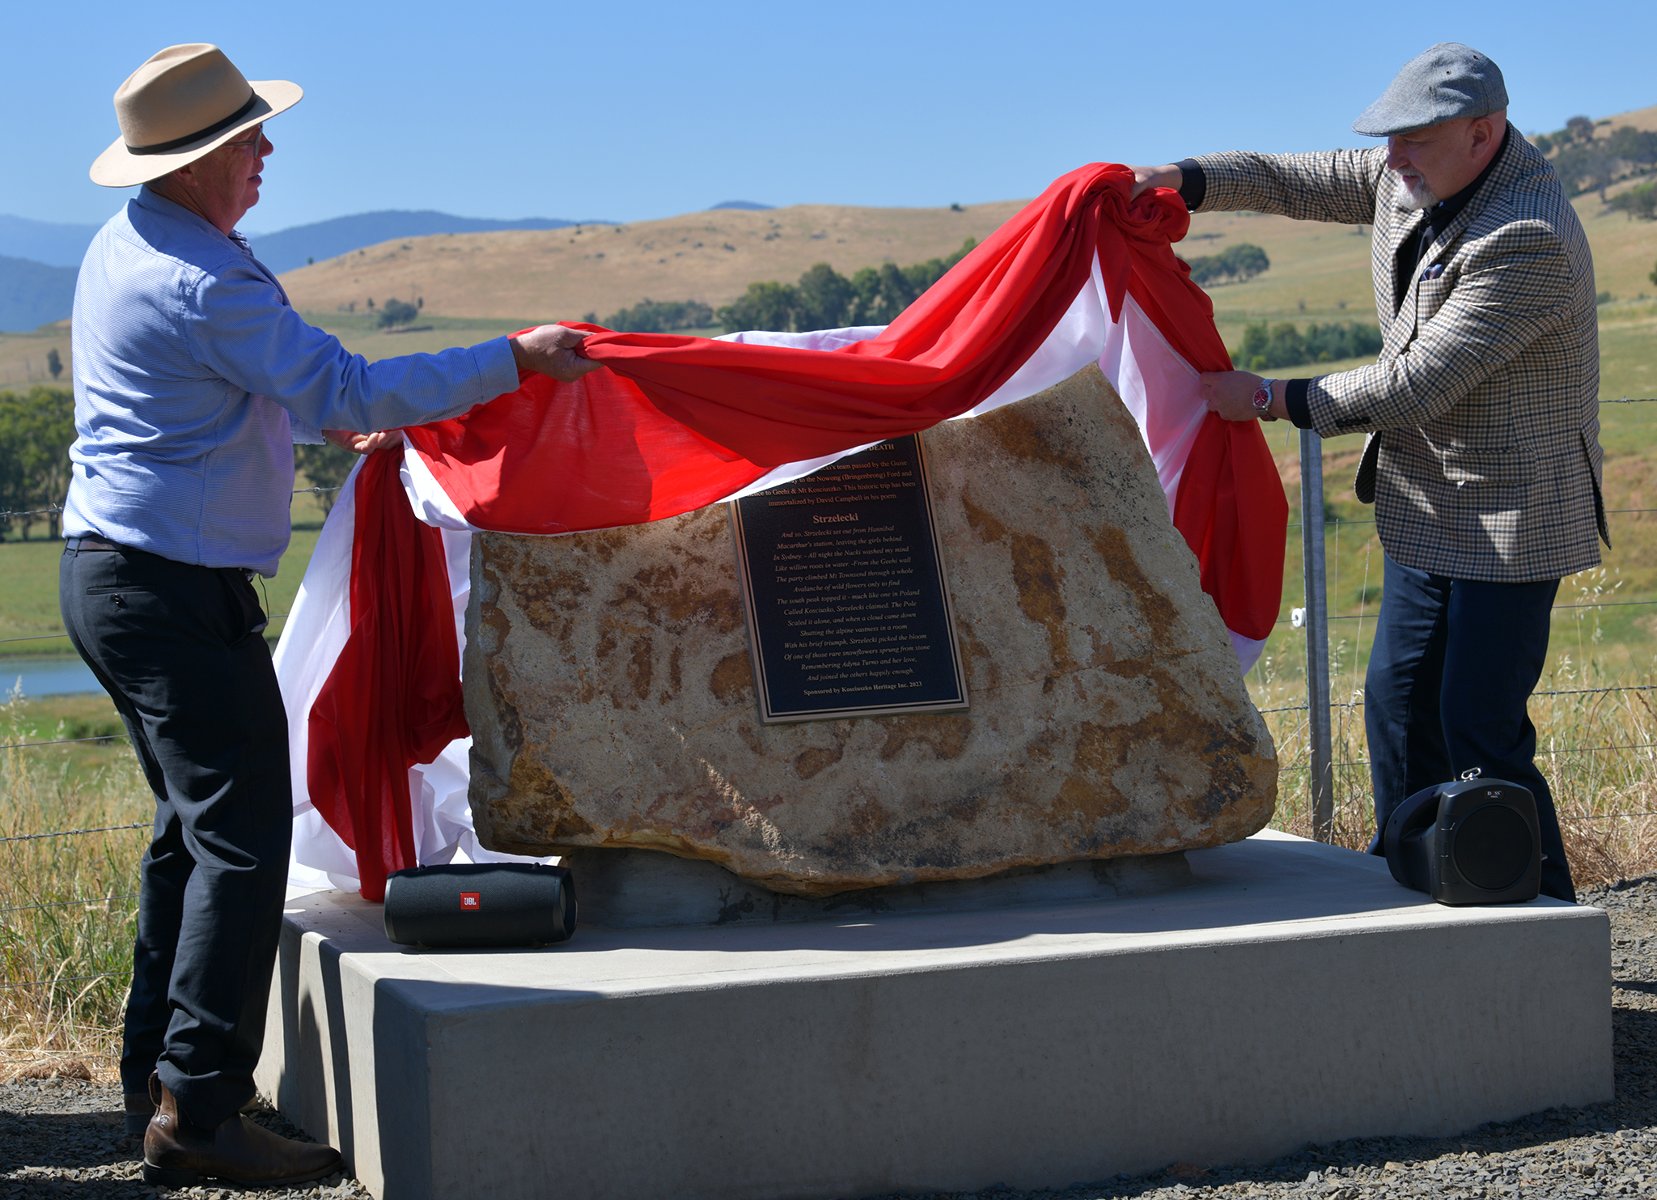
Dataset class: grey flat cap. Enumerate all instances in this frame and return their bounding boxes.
[1352,42,1508,136]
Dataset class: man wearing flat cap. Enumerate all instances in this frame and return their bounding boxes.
[1132,43,1607,902]
[61,43,602,1187]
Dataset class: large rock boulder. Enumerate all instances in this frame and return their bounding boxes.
[465,365,1276,895]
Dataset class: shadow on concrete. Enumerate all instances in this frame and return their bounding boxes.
[547,835,1582,960]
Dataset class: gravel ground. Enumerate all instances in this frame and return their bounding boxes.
[5,877,1655,1200]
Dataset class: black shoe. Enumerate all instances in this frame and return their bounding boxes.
[141,1075,342,1187]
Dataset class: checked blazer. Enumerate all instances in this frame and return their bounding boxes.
[1192,127,1608,583]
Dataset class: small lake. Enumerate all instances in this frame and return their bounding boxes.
[1,655,101,699]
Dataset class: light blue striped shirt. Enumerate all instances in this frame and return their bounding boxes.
[64,187,520,575]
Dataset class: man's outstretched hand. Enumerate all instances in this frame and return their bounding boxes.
[510,324,604,382]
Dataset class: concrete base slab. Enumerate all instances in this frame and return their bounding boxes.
[258,832,1612,1200]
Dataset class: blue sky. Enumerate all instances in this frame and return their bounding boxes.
[4,1,1654,233]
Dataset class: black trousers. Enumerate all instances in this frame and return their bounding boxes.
[60,540,291,1127]
[1363,552,1575,902]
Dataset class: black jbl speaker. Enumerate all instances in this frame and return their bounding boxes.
[1382,776,1540,905]
[383,863,577,947]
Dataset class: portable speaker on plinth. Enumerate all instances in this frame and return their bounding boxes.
[383,862,577,948]
[1382,772,1540,905]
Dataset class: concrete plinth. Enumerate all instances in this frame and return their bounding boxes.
[258,832,1612,1200]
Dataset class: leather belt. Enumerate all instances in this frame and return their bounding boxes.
[65,536,255,579]
[65,535,125,552]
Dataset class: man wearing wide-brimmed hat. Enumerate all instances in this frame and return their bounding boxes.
[1129,44,1608,904]
[60,43,602,1188]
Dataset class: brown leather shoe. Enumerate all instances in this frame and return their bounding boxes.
[141,1075,343,1187]
[125,1071,260,1135]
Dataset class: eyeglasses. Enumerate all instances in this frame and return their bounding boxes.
[222,125,265,154]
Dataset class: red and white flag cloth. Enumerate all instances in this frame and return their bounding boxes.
[275,162,1288,899]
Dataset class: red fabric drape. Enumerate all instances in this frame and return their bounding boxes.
[304,450,470,901]
[310,162,1288,897]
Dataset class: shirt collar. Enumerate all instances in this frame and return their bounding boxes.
[133,184,245,247]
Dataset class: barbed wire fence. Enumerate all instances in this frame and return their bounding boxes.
[6,407,1657,1008]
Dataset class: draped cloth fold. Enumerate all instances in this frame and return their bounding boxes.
[276,162,1287,899]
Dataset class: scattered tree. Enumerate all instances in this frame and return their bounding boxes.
[1554,143,1615,199]
[376,297,419,329]
[293,442,356,519]
[46,348,62,380]
[1608,184,1657,222]
[1182,243,1271,286]
[0,387,74,540]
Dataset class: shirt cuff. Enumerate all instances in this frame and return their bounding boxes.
[289,415,325,444]
[1175,159,1207,211]
[1285,379,1313,429]
[475,335,524,399]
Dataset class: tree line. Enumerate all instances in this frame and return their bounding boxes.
[1231,321,1383,373]
[0,387,73,541]
[581,241,982,337]
[585,237,1274,336]
[714,240,979,333]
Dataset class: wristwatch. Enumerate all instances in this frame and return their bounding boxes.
[1251,378,1278,422]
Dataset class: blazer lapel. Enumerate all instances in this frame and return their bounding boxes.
[1383,207,1428,319]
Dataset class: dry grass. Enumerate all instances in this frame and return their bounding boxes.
[0,690,148,1083]
[0,325,72,392]
[278,199,1027,324]
[1251,647,1657,888]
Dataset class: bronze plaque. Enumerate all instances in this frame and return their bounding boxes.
[731,436,968,723]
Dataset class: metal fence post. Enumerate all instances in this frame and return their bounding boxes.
[1298,428,1335,841]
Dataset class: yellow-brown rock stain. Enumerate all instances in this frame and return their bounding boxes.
[985,403,1091,479]
[960,492,1008,544]
[622,562,743,633]
[1010,532,1072,672]
[878,713,972,762]
[793,743,845,779]
[708,653,753,704]
[627,636,653,701]
[1086,523,1158,636]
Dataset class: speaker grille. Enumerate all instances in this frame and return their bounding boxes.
[1452,804,1533,891]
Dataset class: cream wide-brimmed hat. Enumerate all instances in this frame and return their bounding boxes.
[90,43,302,188]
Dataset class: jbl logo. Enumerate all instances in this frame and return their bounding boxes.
[459,892,481,911]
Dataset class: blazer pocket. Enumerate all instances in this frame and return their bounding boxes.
[1413,276,1452,324]
[1437,445,1535,488]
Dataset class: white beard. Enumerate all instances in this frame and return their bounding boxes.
[1394,172,1439,211]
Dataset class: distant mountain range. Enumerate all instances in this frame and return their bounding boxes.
[0,254,76,333]
[0,208,619,331]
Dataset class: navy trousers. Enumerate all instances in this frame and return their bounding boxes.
[1363,553,1575,902]
[60,540,291,1127]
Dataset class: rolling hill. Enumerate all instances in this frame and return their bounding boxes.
[276,200,1025,324]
